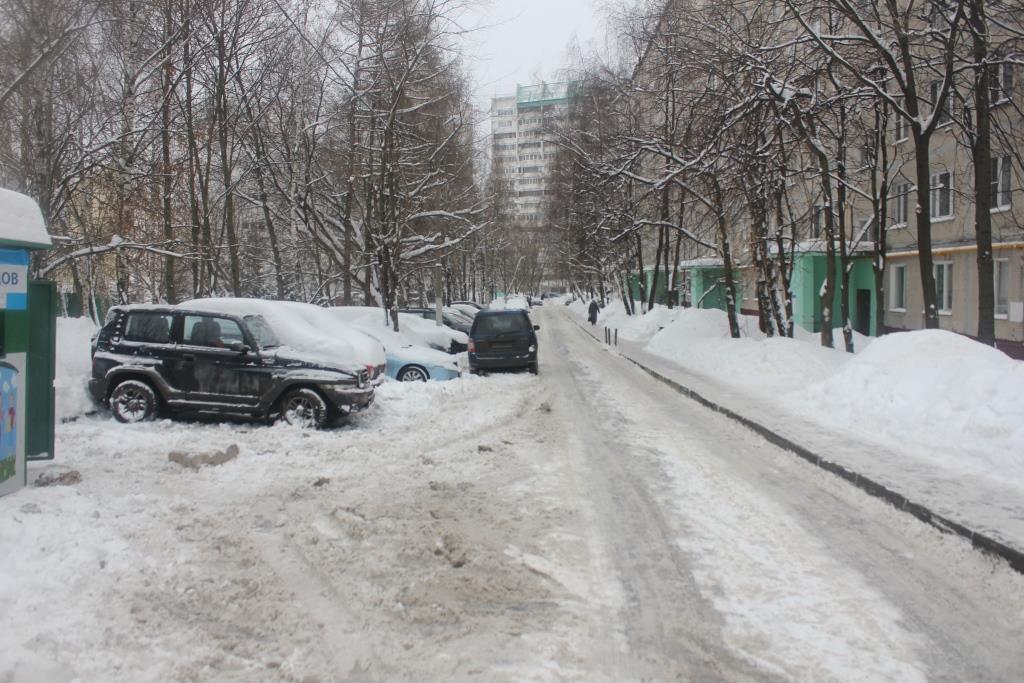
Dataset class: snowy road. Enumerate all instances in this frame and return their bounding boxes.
[4,308,1024,682]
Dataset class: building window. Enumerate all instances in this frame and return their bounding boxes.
[934,262,953,314]
[930,171,953,219]
[930,80,953,125]
[810,205,824,239]
[890,263,907,311]
[893,97,908,142]
[890,182,911,227]
[995,259,1009,317]
[989,62,1014,104]
[992,155,1012,210]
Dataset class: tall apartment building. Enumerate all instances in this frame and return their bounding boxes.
[490,82,579,228]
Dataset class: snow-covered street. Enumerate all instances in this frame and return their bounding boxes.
[4,308,1024,682]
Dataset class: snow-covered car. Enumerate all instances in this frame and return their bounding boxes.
[178,298,387,379]
[400,307,474,336]
[449,302,481,319]
[90,303,381,428]
[489,295,530,311]
[327,307,463,382]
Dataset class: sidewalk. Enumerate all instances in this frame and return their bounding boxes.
[568,312,1024,573]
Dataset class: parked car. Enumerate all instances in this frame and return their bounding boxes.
[90,302,382,428]
[451,300,485,311]
[468,310,540,375]
[327,307,463,382]
[449,302,481,319]
[401,307,474,335]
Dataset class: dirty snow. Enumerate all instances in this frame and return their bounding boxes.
[6,307,1024,681]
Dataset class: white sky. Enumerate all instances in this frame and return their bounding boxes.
[459,0,604,110]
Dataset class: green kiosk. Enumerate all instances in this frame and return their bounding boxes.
[0,188,55,498]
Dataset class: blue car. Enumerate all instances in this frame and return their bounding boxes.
[384,345,462,382]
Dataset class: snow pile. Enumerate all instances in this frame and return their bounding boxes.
[798,330,1024,483]
[580,299,1024,491]
[647,308,844,393]
[55,317,97,421]
[179,298,385,370]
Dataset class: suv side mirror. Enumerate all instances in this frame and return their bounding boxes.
[533,325,541,331]
[229,341,251,354]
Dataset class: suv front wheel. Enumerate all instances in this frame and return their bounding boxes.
[110,379,159,423]
[279,388,330,429]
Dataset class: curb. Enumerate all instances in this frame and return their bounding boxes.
[569,314,1024,575]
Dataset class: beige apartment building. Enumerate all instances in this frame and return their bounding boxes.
[626,0,1024,357]
[883,105,1024,353]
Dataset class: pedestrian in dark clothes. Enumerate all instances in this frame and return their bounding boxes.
[588,300,600,325]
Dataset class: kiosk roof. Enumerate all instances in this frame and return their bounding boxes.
[0,188,50,248]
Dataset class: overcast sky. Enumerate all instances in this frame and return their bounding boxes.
[459,0,604,110]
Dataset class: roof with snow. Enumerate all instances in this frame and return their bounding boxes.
[677,258,725,269]
[0,188,50,248]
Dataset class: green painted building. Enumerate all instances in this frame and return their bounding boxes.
[788,251,878,336]
[625,251,878,337]
[627,259,740,313]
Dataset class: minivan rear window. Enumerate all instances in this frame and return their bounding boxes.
[474,313,529,335]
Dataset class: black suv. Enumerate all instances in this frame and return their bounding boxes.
[90,305,378,428]
[468,310,540,375]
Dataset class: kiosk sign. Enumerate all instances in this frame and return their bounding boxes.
[0,249,28,310]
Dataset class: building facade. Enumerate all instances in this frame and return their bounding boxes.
[626,1,1024,357]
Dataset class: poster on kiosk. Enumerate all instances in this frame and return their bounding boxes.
[0,357,24,496]
[0,188,49,497]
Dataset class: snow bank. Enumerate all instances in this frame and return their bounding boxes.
[581,299,1024,491]
[55,317,97,421]
[647,308,845,393]
[798,330,1024,484]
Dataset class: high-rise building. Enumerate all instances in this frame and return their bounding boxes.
[490,82,579,228]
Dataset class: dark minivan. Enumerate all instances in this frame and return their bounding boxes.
[468,310,540,375]
[90,305,378,428]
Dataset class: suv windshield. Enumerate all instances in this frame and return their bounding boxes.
[245,315,281,349]
[474,313,529,335]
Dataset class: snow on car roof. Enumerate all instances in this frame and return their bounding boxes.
[331,306,468,348]
[177,298,385,368]
[327,307,460,368]
[0,187,50,248]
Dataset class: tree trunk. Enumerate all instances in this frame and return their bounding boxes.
[970,0,996,346]
[912,132,939,328]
